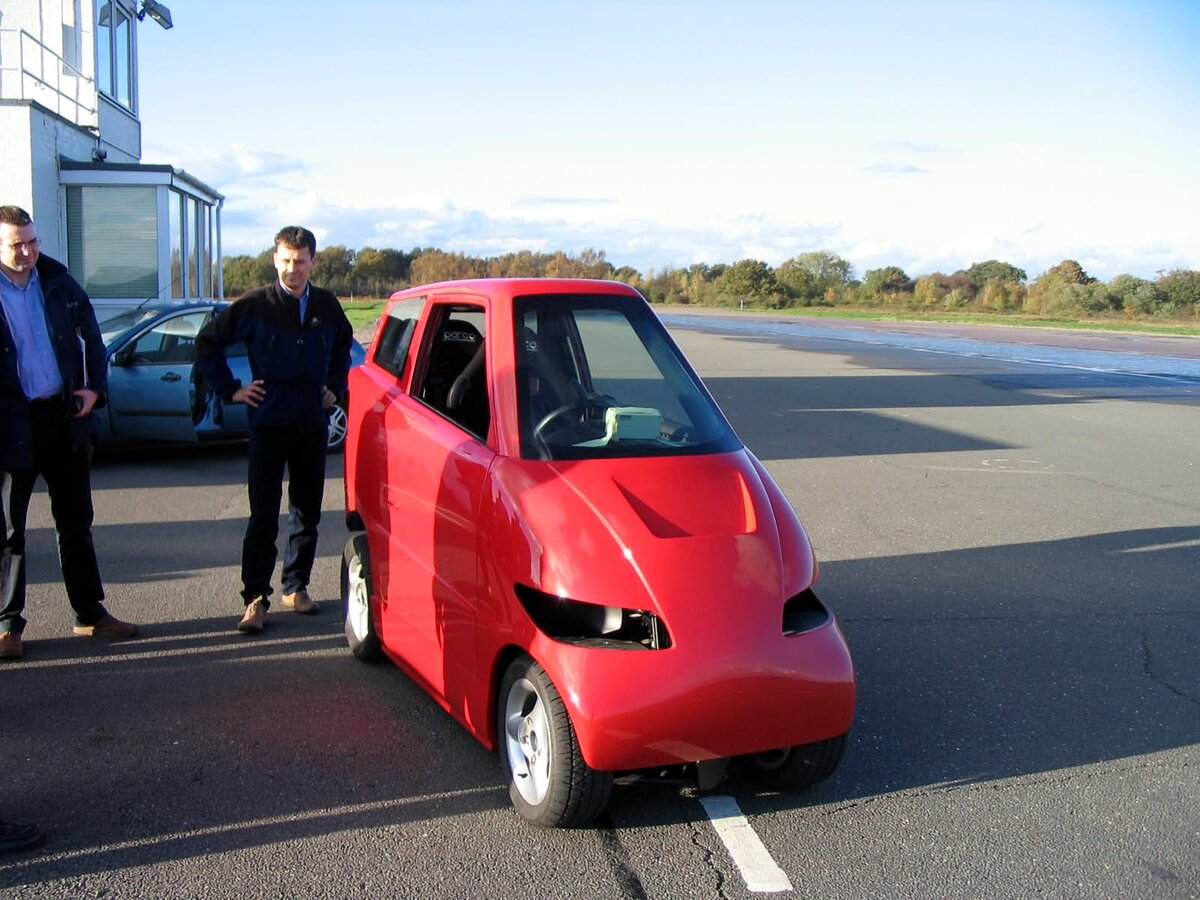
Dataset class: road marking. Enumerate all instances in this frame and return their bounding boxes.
[699,795,793,893]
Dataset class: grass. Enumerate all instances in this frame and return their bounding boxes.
[340,299,387,330]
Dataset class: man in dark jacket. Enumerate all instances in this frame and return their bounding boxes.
[196,226,353,633]
[0,206,138,660]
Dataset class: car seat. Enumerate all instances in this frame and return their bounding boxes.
[446,339,489,438]
[422,318,483,418]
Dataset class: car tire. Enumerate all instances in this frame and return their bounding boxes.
[327,401,348,453]
[497,655,612,828]
[341,533,381,662]
[750,733,848,790]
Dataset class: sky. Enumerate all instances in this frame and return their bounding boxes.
[136,0,1200,283]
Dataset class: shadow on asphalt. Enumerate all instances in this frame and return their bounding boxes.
[605,522,1200,830]
[2,612,509,888]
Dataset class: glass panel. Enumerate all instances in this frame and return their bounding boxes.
[514,294,739,460]
[168,191,183,298]
[127,312,208,364]
[100,307,161,346]
[373,296,426,377]
[200,205,212,296]
[114,8,132,109]
[186,196,199,296]
[66,185,158,299]
[96,4,113,96]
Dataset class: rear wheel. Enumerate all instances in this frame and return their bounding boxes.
[341,533,380,661]
[497,655,612,827]
[750,733,848,790]
[327,402,349,452]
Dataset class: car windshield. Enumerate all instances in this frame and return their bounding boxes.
[515,294,740,461]
[100,309,163,346]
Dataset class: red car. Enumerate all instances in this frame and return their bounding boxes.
[341,278,855,827]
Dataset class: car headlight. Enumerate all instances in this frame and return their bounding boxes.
[515,584,672,650]
[782,588,830,636]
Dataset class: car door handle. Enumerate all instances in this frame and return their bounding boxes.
[161,372,182,382]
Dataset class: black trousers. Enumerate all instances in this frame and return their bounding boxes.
[0,400,108,634]
[241,427,328,605]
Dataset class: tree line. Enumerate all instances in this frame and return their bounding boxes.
[221,245,1200,320]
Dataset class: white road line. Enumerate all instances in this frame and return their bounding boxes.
[699,795,793,893]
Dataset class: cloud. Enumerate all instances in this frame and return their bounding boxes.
[515,196,619,208]
[863,162,931,175]
[872,140,948,155]
[210,183,1194,283]
[142,144,309,189]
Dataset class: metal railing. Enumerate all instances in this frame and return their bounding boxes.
[0,28,98,128]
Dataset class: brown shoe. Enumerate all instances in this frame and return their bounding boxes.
[280,589,318,614]
[73,614,138,639]
[0,632,23,660]
[237,598,268,634]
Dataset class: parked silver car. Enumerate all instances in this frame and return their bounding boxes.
[95,301,363,450]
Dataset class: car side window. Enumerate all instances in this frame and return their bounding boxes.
[374,297,426,378]
[415,305,489,439]
[127,312,209,365]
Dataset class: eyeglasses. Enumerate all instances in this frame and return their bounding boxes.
[3,237,40,253]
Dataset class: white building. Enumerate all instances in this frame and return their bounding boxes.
[0,0,222,310]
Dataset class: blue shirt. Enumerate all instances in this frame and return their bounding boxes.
[281,281,310,325]
[0,266,64,400]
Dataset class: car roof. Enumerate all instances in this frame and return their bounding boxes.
[388,278,644,303]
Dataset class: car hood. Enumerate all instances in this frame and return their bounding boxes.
[486,449,817,622]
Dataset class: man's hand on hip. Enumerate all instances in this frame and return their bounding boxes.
[233,380,266,407]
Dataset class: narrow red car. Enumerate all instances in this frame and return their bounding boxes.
[342,278,855,827]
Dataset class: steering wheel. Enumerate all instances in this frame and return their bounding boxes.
[533,398,613,443]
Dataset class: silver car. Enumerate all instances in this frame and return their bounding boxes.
[95,301,362,450]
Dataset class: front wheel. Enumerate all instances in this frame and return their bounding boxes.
[341,533,381,661]
[497,656,612,827]
[750,733,848,790]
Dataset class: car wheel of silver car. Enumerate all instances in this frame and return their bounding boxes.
[341,533,381,662]
[497,655,612,828]
[750,733,848,790]
[327,402,349,452]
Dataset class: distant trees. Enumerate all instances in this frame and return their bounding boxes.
[222,250,274,294]
[962,260,1027,288]
[1025,259,1105,315]
[1158,269,1200,314]
[912,273,977,308]
[222,243,419,297]
[778,251,855,305]
[220,243,1198,321]
[714,260,786,307]
[862,266,914,301]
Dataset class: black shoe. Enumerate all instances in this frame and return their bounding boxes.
[0,819,45,853]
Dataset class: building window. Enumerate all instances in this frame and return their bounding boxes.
[96,2,135,112]
[186,196,199,296]
[200,204,213,296]
[168,190,183,297]
[66,185,157,299]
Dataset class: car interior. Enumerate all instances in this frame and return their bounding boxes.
[418,311,490,439]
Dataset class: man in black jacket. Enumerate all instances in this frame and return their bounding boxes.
[196,226,353,633]
[0,206,137,660]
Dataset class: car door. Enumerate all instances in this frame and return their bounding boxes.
[374,303,493,703]
[194,340,252,437]
[106,310,210,442]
